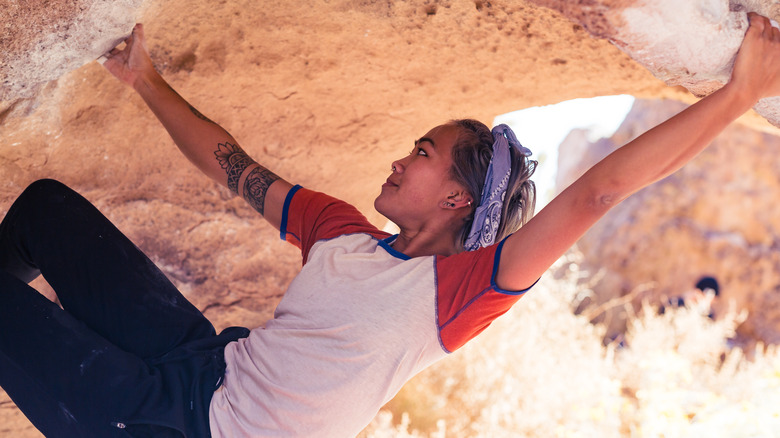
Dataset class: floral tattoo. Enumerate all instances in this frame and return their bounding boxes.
[214,141,279,215]
[214,141,254,193]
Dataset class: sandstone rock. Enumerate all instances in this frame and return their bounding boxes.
[0,0,143,102]
[530,0,780,127]
[557,98,780,348]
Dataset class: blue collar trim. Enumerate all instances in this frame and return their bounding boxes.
[378,235,411,260]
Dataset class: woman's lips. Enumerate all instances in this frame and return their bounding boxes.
[383,178,398,188]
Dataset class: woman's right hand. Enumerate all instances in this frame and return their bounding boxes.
[101,24,157,90]
[496,12,780,292]
[729,13,780,103]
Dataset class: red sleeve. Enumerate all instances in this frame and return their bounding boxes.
[280,186,389,264]
[435,238,536,352]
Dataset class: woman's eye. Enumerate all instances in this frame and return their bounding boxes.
[410,140,427,156]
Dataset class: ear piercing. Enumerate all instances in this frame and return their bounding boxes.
[443,200,472,208]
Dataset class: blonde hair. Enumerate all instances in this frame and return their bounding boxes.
[448,119,537,247]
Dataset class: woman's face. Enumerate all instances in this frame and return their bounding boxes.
[374,124,466,228]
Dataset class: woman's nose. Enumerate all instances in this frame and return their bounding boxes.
[392,153,414,173]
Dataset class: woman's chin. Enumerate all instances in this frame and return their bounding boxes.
[374,195,388,216]
[374,196,396,222]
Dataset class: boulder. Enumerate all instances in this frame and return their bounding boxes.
[531,0,780,126]
[0,0,143,102]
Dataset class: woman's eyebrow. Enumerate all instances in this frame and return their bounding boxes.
[416,137,436,148]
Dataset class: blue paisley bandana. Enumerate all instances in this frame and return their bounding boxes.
[463,124,532,251]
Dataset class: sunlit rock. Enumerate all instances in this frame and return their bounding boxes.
[531,0,780,126]
[0,0,142,102]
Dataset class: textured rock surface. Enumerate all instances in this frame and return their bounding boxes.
[557,99,780,347]
[532,0,780,126]
[0,0,143,101]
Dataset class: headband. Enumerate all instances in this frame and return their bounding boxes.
[463,124,532,251]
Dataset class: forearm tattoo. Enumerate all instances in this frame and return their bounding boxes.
[214,141,279,215]
[214,141,254,193]
[243,166,280,215]
[163,82,217,125]
[188,104,217,125]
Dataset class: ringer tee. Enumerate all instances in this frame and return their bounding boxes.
[209,186,533,437]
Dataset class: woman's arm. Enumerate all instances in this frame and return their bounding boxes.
[102,24,293,229]
[496,13,780,291]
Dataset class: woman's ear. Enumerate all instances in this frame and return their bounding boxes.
[441,190,473,209]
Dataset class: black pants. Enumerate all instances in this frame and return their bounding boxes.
[0,179,248,437]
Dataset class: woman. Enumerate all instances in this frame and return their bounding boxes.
[1,12,779,438]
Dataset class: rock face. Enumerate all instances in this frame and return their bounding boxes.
[531,0,780,126]
[0,0,143,101]
[557,98,780,347]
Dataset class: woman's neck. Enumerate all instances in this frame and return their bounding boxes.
[391,228,462,258]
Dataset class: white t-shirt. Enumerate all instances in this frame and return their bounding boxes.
[209,187,532,437]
